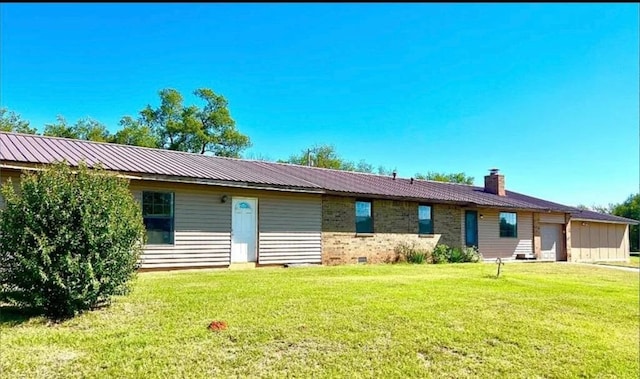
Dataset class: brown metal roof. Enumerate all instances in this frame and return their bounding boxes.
[0,132,322,190]
[1,131,636,224]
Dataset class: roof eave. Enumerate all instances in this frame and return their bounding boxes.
[0,161,325,195]
[124,172,325,194]
[571,217,639,225]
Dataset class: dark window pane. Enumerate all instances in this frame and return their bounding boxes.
[153,203,165,215]
[499,212,517,238]
[144,217,174,244]
[154,192,165,204]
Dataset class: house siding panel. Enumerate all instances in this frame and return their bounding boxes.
[132,181,323,268]
[569,221,629,262]
[258,193,322,264]
[540,213,565,224]
[130,181,232,269]
[475,209,533,259]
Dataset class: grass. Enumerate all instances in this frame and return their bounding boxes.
[1,263,639,378]
[594,256,640,269]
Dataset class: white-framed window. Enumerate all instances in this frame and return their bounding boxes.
[142,191,175,244]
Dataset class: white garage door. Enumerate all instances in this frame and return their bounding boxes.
[541,224,564,261]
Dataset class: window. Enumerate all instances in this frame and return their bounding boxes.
[499,212,517,238]
[355,200,373,233]
[418,204,433,234]
[142,191,175,244]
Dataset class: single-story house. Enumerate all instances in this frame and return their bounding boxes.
[1,131,637,270]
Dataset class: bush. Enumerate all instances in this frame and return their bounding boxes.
[0,162,145,320]
[431,244,450,264]
[432,244,482,264]
[449,247,464,263]
[394,242,430,264]
[459,246,482,263]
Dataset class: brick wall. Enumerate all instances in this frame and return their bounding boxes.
[322,196,356,232]
[321,196,462,264]
[432,204,462,247]
[322,232,440,265]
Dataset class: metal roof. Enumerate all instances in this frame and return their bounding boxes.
[0,132,322,190]
[1,131,636,224]
[569,209,639,225]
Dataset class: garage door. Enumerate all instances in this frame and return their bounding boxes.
[541,224,564,261]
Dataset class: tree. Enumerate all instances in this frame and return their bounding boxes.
[414,171,474,185]
[111,116,160,148]
[43,116,77,139]
[575,203,614,214]
[0,108,37,134]
[140,88,251,157]
[44,116,111,142]
[282,144,344,170]
[281,144,396,175]
[354,160,374,174]
[592,204,614,214]
[377,166,396,176]
[243,152,274,162]
[0,162,145,320]
[610,194,639,252]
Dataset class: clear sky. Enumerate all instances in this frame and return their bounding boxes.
[1,3,638,208]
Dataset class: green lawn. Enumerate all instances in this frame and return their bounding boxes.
[1,263,639,378]
[594,256,640,269]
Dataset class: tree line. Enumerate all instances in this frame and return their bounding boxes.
[1,88,474,184]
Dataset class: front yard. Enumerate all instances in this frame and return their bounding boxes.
[594,255,640,269]
[1,263,638,378]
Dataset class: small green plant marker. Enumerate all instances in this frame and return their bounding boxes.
[496,257,504,278]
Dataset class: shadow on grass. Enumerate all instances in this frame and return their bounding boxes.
[1,299,114,326]
[0,305,45,326]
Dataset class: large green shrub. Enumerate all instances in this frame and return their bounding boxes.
[0,161,145,320]
[432,244,482,264]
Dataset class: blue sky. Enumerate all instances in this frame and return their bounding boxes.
[1,3,638,207]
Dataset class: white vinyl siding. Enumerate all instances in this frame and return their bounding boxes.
[570,221,629,262]
[258,193,322,264]
[464,209,533,259]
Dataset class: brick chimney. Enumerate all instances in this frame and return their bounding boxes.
[484,168,505,196]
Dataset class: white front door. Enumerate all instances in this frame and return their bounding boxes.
[540,224,562,261]
[231,197,257,263]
